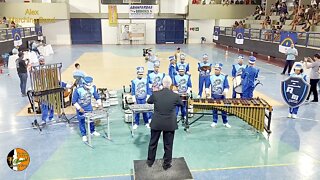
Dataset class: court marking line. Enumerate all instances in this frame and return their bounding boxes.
[0,122,66,134]
[273,116,320,122]
[50,163,297,180]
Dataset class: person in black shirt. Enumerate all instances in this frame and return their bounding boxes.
[16,52,29,96]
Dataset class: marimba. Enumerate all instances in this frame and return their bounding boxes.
[186,98,273,134]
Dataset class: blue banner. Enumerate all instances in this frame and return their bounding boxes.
[213,26,220,40]
[12,28,22,47]
[235,28,244,44]
[281,76,310,108]
[279,31,297,53]
[35,26,42,36]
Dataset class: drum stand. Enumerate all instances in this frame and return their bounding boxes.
[130,108,153,137]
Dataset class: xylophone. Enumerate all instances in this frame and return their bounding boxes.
[84,110,110,148]
[128,104,154,137]
[186,98,273,134]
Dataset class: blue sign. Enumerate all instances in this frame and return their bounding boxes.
[281,76,310,108]
[35,26,42,36]
[213,26,220,41]
[235,28,244,44]
[279,31,297,53]
[12,28,22,46]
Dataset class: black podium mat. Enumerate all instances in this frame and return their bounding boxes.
[133,157,193,180]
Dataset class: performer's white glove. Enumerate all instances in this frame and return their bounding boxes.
[206,70,210,74]
[74,102,84,113]
[173,90,179,94]
[223,89,229,97]
[187,88,192,96]
[132,96,136,103]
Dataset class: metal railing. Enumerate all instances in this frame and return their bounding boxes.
[216,26,320,48]
[0,27,37,42]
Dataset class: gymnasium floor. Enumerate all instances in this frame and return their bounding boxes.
[0,44,320,180]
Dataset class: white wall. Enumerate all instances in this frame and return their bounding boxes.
[41,20,71,45]
[215,19,241,27]
[101,19,156,44]
[161,0,188,14]
[69,0,100,13]
[188,20,215,44]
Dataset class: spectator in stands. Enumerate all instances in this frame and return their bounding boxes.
[270,4,277,15]
[299,20,312,37]
[304,53,320,102]
[10,21,16,28]
[222,0,230,6]
[239,21,244,28]
[235,0,240,4]
[230,0,234,4]
[279,3,288,15]
[2,17,8,27]
[240,0,244,4]
[280,13,287,25]
[233,21,239,28]
[291,15,306,31]
[312,8,320,25]
[277,2,282,15]
[305,5,315,21]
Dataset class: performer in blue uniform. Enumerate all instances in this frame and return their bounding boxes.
[241,56,259,99]
[72,76,101,142]
[176,54,190,74]
[205,63,231,128]
[132,67,151,130]
[288,63,307,119]
[198,54,212,98]
[168,56,177,82]
[231,55,247,98]
[173,65,192,121]
[148,61,165,92]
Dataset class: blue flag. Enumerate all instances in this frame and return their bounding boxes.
[213,26,220,40]
[12,28,22,47]
[235,28,244,44]
[279,31,297,53]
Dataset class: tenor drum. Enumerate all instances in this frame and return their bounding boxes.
[233,76,242,94]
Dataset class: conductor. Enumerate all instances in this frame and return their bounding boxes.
[146,76,183,170]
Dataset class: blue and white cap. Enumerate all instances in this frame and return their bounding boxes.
[249,56,256,64]
[83,76,93,85]
[136,66,144,74]
[169,56,175,61]
[180,54,186,60]
[203,54,208,59]
[214,63,223,70]
[154,60,160,67]
[38,55,45,60]
[238,54,244,60]
[294,63,303,70]
[178,65,185,72]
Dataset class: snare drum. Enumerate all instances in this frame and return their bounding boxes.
[233,76,242,94]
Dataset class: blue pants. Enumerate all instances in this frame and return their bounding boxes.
[18,73,28,94]
[41,103,54,122]
[242,87,254,98]
[176,101,187,119]
[289,107,299,115]
[135,98,149,125]
[198,75,210,97]
[232,88,237,98]
[212,95,228,123]
[77,111,95,136]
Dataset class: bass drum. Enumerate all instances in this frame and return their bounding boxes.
[233,76,242,94]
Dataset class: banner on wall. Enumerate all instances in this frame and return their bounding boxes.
[35,26,43,41]
[12,28,22,47]
[118,23,145,44]
[129,5,154,18]
[108,5,118,26]
[235,28,244,44]
[279,31,297,53]
[213,26,220,40]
